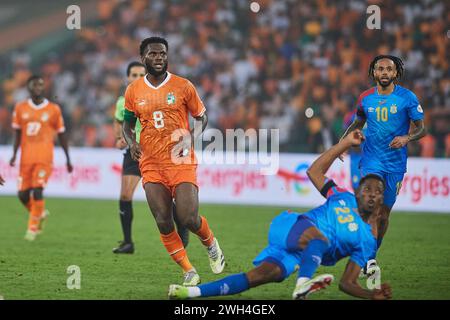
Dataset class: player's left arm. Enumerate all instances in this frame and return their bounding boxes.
[191,112,208,140]
[390,94,426,149]
[339,260,392,300]
[57,132,73,173]
[389,119,426,149]
[54,106,73,173]
[174,81,208,157]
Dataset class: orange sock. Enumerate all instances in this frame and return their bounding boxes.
[28,199,44,232]
[194,216,215,247]
[160,230,193,272]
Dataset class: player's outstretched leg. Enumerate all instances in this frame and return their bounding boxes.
[169,262,281,299]
[290,221,331,299]
[145,182,200,285]
[174,183,225,274]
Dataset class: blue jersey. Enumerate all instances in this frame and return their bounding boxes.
[303,184,377,268]
[356,85,424,173]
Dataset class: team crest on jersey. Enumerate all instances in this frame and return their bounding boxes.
[368,107,374,113]
[417,104,423,113]
[38,170,46,178]
[167,92,175,105]
[339,200,346,206]
[41,112,49,122]
[390,105,397,114]
[348,223,358,232]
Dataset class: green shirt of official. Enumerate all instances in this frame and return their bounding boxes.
[114,96,142,143]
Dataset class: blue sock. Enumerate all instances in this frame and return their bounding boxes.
[298,239,329,278]
[198,273,249,297]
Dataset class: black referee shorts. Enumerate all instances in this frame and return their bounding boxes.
[122,148,141,177]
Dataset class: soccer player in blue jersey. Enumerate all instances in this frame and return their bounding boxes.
[342,55,426,246]
[168,130,392,300]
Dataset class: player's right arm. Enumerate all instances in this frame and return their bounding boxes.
[338,97,367,161]
[341,95,367,140]
[122,86,141,161]
[341,117,366,141]
[10,105,21,167]
[339,260,392,300]
[307,129,364,192]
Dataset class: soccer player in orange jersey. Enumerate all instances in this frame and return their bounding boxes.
[10,75,73,241]
[123,37,225,286]
[112,61,189,254]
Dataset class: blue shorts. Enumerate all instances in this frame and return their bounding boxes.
[360,168,404,208]
[252,211,316,281]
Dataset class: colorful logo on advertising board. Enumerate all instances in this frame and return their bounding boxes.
[277,162,311,195]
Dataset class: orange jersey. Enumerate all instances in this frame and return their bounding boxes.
[12,99,65,166]
[124,72,206,169]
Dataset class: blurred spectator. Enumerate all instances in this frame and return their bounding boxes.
[0,0,448,156]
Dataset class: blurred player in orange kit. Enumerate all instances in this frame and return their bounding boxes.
[123,37,225,285]
[10,75,73,241]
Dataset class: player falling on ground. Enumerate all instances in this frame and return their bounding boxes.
[342,55,426,251]
[10,75,73,241]
[169,130,392,300]
[122,37,225,285]
[112,61,189,254]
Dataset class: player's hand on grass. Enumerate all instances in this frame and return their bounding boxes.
[371,283,392,300]
[389,135,410,149]
[0,174,5,186]
[9,155,16,167]
[130,142,142,161]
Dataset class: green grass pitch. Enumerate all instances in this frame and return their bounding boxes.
[1,196,449,300]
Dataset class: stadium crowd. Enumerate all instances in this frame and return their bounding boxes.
[0,0,448,156]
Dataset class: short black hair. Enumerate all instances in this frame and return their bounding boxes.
[126,61,146,76]
[27,75,43,84]
[368,55,404,84]
[139,36,168,57]
[359,174,386,192]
